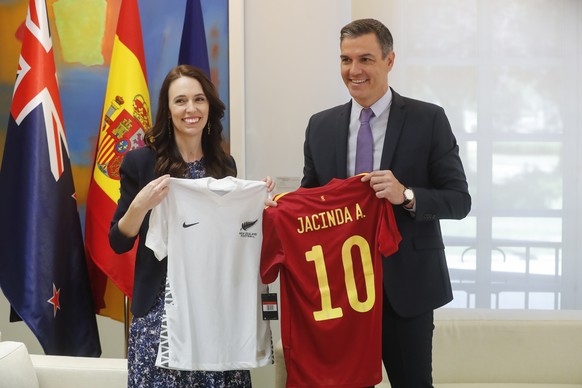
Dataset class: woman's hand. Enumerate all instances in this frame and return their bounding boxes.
[263,176,277,207]
[133,174,172,212]
[118,174,171,237]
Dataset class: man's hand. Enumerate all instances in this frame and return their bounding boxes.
[361,170,407,205]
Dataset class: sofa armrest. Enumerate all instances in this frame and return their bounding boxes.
[433,308,582,384]
[30,354,127,388]
[0,341,39,388]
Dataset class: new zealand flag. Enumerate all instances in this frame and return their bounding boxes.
[0,0,101,356]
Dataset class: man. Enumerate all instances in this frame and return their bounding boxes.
[301,18,471,387]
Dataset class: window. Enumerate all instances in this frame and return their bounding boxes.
[388,0,581,309]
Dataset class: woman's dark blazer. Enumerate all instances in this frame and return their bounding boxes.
[109,147,163,317]
[301,88,471,318]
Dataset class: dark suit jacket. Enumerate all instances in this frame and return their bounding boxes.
[301,88,471,317]
[109,146,237,317]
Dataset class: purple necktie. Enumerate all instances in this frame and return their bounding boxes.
[355,108,374,174]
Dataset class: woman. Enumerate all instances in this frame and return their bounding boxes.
[109,65,274,387]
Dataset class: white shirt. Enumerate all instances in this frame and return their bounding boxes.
[347,89,393,177]
[146,177,273,371]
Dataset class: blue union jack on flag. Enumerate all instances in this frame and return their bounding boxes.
[0,0,101,356]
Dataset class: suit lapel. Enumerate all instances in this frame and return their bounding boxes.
[334,101,352,179]
[380,89,406,169]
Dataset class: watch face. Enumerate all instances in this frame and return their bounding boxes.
[404,188,414,200]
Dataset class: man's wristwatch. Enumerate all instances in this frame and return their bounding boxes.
[402,187,414,206]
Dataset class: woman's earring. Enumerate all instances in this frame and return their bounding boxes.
[207,122,212,135]
[168,120,173,137]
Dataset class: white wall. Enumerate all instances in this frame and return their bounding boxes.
[242,0,351,185]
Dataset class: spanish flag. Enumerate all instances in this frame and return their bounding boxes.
[84,0,151,321]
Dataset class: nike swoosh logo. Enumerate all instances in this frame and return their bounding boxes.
[182,222,199,228]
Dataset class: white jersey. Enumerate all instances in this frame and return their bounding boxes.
[146,177,272,371]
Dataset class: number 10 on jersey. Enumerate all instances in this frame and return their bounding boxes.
[305,235,376,322]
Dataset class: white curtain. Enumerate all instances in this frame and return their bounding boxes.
[375,0,582,309]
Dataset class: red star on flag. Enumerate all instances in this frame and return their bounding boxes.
[47,283,61,318]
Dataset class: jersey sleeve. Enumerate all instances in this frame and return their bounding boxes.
[260,206,284,284]
[377,201,402,257]
[145,199,168,261]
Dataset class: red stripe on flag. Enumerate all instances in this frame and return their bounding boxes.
[116,0,148,81]
[51,113,63,176]
[85,181,135,297]
[97,139,115,165]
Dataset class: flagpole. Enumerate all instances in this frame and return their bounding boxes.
[124,295,130,358]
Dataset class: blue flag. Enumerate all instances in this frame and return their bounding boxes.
[178,0,211,76]
[0,0,101,357]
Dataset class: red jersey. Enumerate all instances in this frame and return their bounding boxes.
[261,176,401,387]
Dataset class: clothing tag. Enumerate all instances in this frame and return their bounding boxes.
[261,293,279,320]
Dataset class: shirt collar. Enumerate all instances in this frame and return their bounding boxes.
[351,88,393,119]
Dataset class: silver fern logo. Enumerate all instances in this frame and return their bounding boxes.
[239,219,259,238]
[240,219,258,231]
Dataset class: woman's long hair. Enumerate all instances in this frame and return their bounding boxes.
[144,65,235,178]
